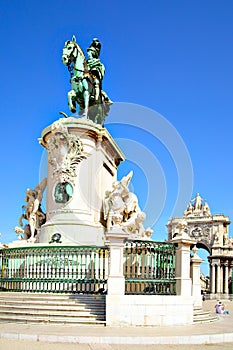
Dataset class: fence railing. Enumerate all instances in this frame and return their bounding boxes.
[124,240,176,295]
[0,246,109,294]
[0,240,176,295]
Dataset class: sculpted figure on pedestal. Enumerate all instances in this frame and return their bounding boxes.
[203,201,211,216]
[184,202,193,216]
[184,193,211,217]
[86,38,105,102]
[193,193,202,211]
[103,171,153,239]
[15,178,47,242]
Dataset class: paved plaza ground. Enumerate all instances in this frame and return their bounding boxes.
[1,340,233,350]
[0,299,232,349]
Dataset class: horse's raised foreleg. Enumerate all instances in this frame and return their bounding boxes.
[83,90,89,119]
[68,90,76,113]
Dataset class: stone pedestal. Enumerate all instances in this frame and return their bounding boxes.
[38,117,125,246]
[190,246,203,307]
[172,232,195,298]
[105,227,129,295]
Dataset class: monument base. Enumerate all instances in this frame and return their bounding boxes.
[38,117,125,246]
[40,220,105,246]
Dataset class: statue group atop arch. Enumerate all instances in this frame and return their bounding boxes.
[184,193,211,217]
[62,36,112,125]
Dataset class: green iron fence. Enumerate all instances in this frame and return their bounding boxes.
[0,246,109,294]
[0,240,176,295]
[124,240,176,295]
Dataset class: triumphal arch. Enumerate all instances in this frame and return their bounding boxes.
[167,193,233,297]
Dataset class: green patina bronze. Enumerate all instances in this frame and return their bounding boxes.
[62,36,112,125]
[124,240,176,295]
[54,182,73,204]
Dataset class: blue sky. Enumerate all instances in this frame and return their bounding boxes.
[0,1,233,274]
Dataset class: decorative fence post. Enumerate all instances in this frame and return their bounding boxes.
[105,227,129,295]
[172,220,195,297]
[190,245,203,308]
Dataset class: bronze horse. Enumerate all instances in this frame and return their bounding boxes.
[62,36,111,125]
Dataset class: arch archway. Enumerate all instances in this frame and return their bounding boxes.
[167,205,233,297]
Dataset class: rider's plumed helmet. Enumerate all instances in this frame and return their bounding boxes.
[87,38,101,58]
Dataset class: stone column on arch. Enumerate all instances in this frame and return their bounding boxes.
[224,261,229,294]
[230,262,233,294]
[210,262,216,294]
[216,262,221,294]
[221,264,224,293]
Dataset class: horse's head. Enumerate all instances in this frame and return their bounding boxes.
[62,37,78,66]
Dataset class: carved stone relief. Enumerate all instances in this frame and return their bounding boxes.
[104,171,153,240]
[46,120,86,184]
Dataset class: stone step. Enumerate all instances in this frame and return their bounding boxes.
[0,292,106,325]
[0,314,106,325]
[193,308,219,324]
[0,305,105,315]
[193,315,219,323]
[0,292,105,301]
[0,299,105,308]
[193,310,211,316]
[0,309,105,319]
[0,293,105,304]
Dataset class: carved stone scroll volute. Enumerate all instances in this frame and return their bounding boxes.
[46,120,85,184]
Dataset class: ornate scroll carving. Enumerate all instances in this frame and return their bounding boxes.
[46,120,86,184]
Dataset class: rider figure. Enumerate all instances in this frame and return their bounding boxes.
[87,38,105,102]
